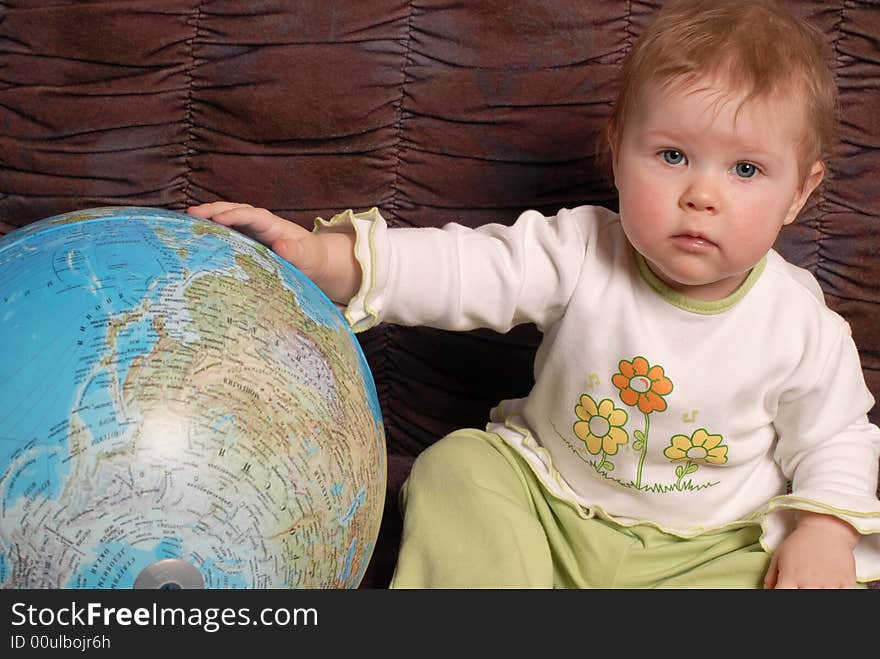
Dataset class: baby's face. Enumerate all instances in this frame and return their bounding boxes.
[613,75,823,301]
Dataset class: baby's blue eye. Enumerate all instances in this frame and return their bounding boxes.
[661,149,685,165]
[735,162,758,178]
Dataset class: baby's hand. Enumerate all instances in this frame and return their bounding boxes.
[187,201,360,304]
[187,201,322,278]
[187,202,307,250]
[763,512,858,589]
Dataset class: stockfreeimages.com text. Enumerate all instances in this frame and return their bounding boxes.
[10,601,317,633]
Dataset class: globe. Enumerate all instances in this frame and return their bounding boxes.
[0,206,386,588]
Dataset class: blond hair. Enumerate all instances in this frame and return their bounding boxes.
[606,0,838,179]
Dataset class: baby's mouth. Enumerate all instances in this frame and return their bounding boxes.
[671,233,717,250]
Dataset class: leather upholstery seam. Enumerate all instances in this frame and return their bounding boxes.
[386,1,415,226]
[815,2,848,278]
[625,0,634,54]
[181,1,205,208]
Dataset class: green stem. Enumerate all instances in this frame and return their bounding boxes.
[675,460,690,490]
[634,412,650,489]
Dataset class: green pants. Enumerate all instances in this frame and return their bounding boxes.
[391,429,772,588]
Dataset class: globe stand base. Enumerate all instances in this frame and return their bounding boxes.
[134,559,205,589]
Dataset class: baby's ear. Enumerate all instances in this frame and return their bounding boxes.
[784,160,825,225]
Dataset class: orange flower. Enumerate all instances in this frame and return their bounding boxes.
[611,356,673,414]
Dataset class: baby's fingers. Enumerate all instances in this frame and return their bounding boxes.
[189,203,268,232]
[189,203,304,247]
[187,201,253,219]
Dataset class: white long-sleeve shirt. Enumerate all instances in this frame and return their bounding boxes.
[317,204,880,581]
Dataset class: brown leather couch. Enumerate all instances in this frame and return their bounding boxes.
[2,1,878,589]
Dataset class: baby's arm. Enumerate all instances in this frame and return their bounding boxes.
[187,202,360,304]
[767,317,880,588]
[763,511,858,589]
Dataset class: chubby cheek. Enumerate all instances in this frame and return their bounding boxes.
[616,168,676,247]
[728,196,785,259]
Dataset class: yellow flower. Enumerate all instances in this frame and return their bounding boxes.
[573,395,629,456]
[611,356,673,414]
[663,429,727,465]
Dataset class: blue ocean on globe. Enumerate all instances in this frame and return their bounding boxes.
[0,206,386,588]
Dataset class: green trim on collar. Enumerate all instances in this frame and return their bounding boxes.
[634,252,766,315]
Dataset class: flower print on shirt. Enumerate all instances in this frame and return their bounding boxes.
[564,356,727,493]
[663,428,728,491]
[612,356,673,413]
[612,356,673,488]
[573,395,629,474]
